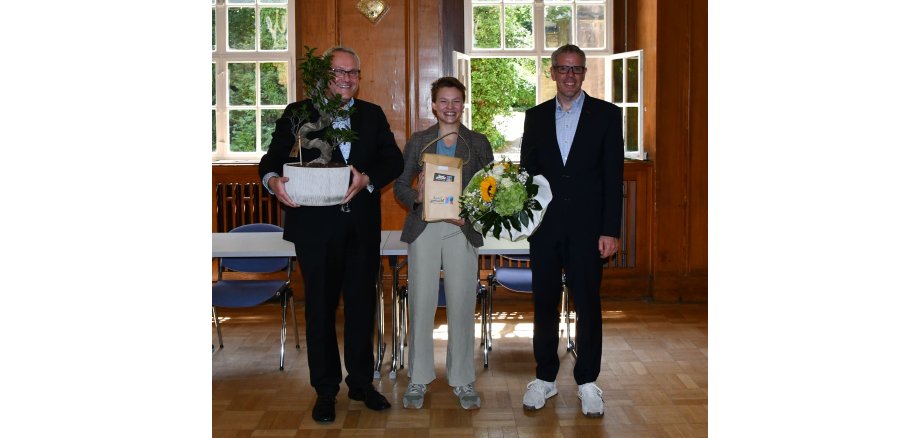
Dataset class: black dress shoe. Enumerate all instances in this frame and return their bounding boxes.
[311,395,336,423]
[347,386,392,411]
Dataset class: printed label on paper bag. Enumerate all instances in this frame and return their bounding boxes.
[432,172,455,183]
[429,195,455,205]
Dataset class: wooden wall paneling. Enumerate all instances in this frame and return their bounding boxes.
[415,0,444,129]
[625,0,638,51]
[296,0,337,100]
[406,0,420,136]
[650,0,690,302]
[687,0,708,282]
[335,0,408,148]
[601,161,654,299]
[643,0,707,302]
[340,0,409,232]
[441,0,465,77]
[613,0,638,52]
[636,0,657,162]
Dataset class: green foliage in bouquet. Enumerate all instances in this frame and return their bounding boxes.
[459,158,543,239]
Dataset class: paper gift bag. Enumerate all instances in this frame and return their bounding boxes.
[421,152,463,221]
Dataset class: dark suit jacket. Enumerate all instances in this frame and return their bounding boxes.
[258,98,403,245]
[520,93,624,243]
[394,123,494,247]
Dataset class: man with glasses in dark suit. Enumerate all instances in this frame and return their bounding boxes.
[259,45,403,423]
[519,44,624,418]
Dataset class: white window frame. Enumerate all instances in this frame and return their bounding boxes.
[212,0,296,162]
[607,50,644,160]
[465,0,613,56]
[461,0,646,161]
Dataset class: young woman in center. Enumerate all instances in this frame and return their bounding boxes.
[393,76,494,410]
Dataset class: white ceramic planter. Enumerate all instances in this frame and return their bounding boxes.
[282,163,350,206]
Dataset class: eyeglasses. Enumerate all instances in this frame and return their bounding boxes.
[331,68,361,79]
[552,65,586,75]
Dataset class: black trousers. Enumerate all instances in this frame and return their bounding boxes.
[529,234,604,385]
[294,220,379,397]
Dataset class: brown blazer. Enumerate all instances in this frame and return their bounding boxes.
[394,123,494,247]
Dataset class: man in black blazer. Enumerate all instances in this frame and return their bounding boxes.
[258,46,403,423]
[519,44,624,418]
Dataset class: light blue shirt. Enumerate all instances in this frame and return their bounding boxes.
[555,91,585,165]
[435,137,456,157]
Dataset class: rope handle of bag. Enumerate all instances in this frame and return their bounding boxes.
[417,131,472,166]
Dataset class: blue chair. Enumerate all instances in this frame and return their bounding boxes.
[212,223,300,370]
[483,255,575,368]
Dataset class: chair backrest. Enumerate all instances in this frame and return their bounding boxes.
[497,254,530,266]
[220,223,290,273]
[493,254,533,293]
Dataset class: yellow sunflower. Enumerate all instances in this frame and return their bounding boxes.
[480,176,497,202]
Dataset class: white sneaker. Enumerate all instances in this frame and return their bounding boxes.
[577,382,604,417]
[522,379,557,411]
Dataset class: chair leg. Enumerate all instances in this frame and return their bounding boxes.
[374,268,385,379]
[562,282,577,357]
[213,307,224,349]
[398,285,408,370]
[289,289,301,349]
[280,290,288,370]
[483,276,494,368]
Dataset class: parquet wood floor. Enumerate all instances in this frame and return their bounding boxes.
[212,295,708,437]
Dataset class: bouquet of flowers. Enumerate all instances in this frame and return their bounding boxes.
[459,158,552,241]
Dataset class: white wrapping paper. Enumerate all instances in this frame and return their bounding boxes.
[472,174,553,242]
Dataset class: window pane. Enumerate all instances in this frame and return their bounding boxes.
[228,63,256,106]
[260,0,286,4]
[260,62,288,105]
[212,63,217,106]
[544,6,572,49]
[473,6,501,49]
[228,0,255,4]
[212,7,216,51]
[626,57,639,103]
[470,57,536,160]
[504,5,533,49]
[260,7,288,50]
[576,5,605,49]
[212,110,217,152]
[261,109,284,152]
[625,107,638,152]
[612,58,623,102]
[228,7,256,50]
[229,110,257,152]
[581,57,605,99]
[539,57,555,103]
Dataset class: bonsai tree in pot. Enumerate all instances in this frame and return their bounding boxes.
[282,47,358,205]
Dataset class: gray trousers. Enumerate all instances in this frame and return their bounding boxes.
[406,221,480,387]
